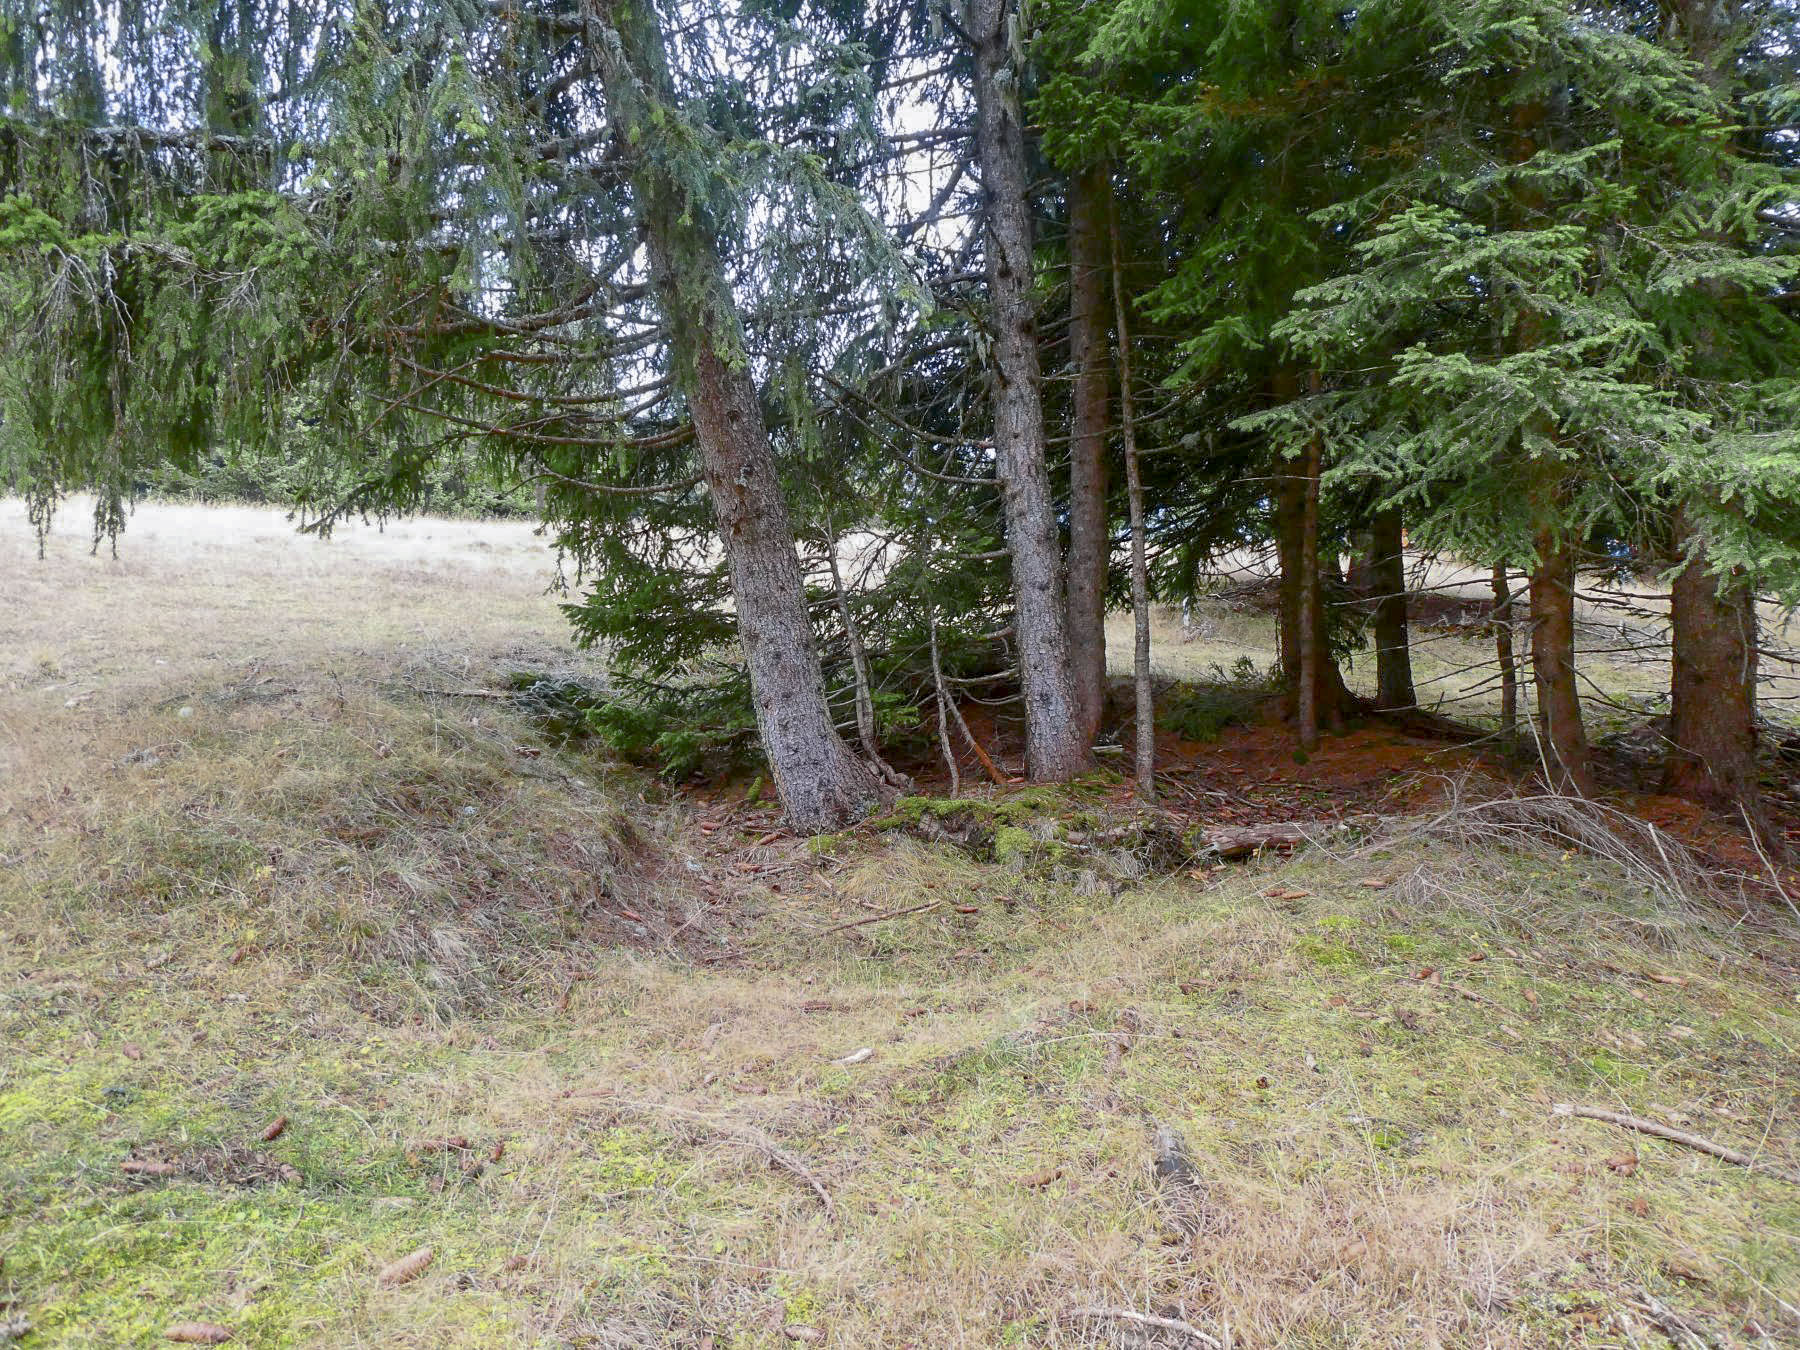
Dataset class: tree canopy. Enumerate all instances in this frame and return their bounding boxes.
[3,0,1797,825]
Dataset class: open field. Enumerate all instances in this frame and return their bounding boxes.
[3,501,1799,1347]
[1125,554,1800,739]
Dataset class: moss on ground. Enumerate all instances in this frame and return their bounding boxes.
[4,692,1800,1346]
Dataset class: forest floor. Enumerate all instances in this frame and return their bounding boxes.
[3,500,1799,1349]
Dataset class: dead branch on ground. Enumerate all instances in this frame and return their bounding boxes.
[1552,1103,1800,1184]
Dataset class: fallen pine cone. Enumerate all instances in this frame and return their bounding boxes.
[122,1159,179,1177]
[260,1115,289,1142]
[377,1247,435,1287]
[165,1324,233,1344]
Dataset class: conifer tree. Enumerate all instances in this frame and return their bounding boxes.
[0,0,920,830]
[961,0,1092,780]
[1260,0,1799,790]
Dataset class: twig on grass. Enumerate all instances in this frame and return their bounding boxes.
[1552,1103,1800,1184]
[395,685,514,699]
[1739,803,1800,927]
[1631,1291,1709,1350]
[1065,1306,1222,1348]
[813,899,942,937]
[611,1098,836,1218]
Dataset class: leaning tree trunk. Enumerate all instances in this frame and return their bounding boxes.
[595,0,880,832]
[1368,506,1414,711]
[969,0,1092,782]
[1109,193,1153,800]
[1664,507,1760,812]
[1528,527,1591,794]
[1065,163,1111,748]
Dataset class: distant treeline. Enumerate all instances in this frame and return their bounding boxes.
[136,444,536,519]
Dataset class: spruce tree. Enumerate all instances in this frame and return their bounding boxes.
[0,0,923,830]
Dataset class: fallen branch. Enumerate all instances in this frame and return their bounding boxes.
[1065,1306,1222,1348]
[814,899,942,937]
[1199,821,1331,859]
[1631,1291,1709,1350]
[1553,1104,1800,1184]
[396,685,513,699]
[959,727,1009,787]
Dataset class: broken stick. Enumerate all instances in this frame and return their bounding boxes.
[814,899,942,937]
[594,1097,836,1219]
[1066,1307,1221,1349]
[1553,1104,1800,1184]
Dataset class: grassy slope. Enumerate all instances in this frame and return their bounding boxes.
[3,502,1798,1348]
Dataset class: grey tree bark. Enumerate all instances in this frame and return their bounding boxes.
[1065,163,1111,747]
[968,0,1092,782]
[593,0,881,832]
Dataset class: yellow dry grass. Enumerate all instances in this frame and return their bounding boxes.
[2,500,1798,1349]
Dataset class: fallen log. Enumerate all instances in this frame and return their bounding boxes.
[1197,821,1330,859]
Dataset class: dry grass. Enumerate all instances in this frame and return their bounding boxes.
[3,500,1799,1348]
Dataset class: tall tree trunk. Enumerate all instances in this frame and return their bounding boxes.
[969,0,1092,783]
[595,0,880,832]
[1656,8,1765,824]
[1368,506,1414,711]
[1065,163,1111,747]
[1296,425,1323,753]
[1492,563,1518,744]
[1273,452,1351,726]
[1664,507,1760,811]
[1275,450,1305,706]
[1109,194,1153,800]
[1528,527,1591,793]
